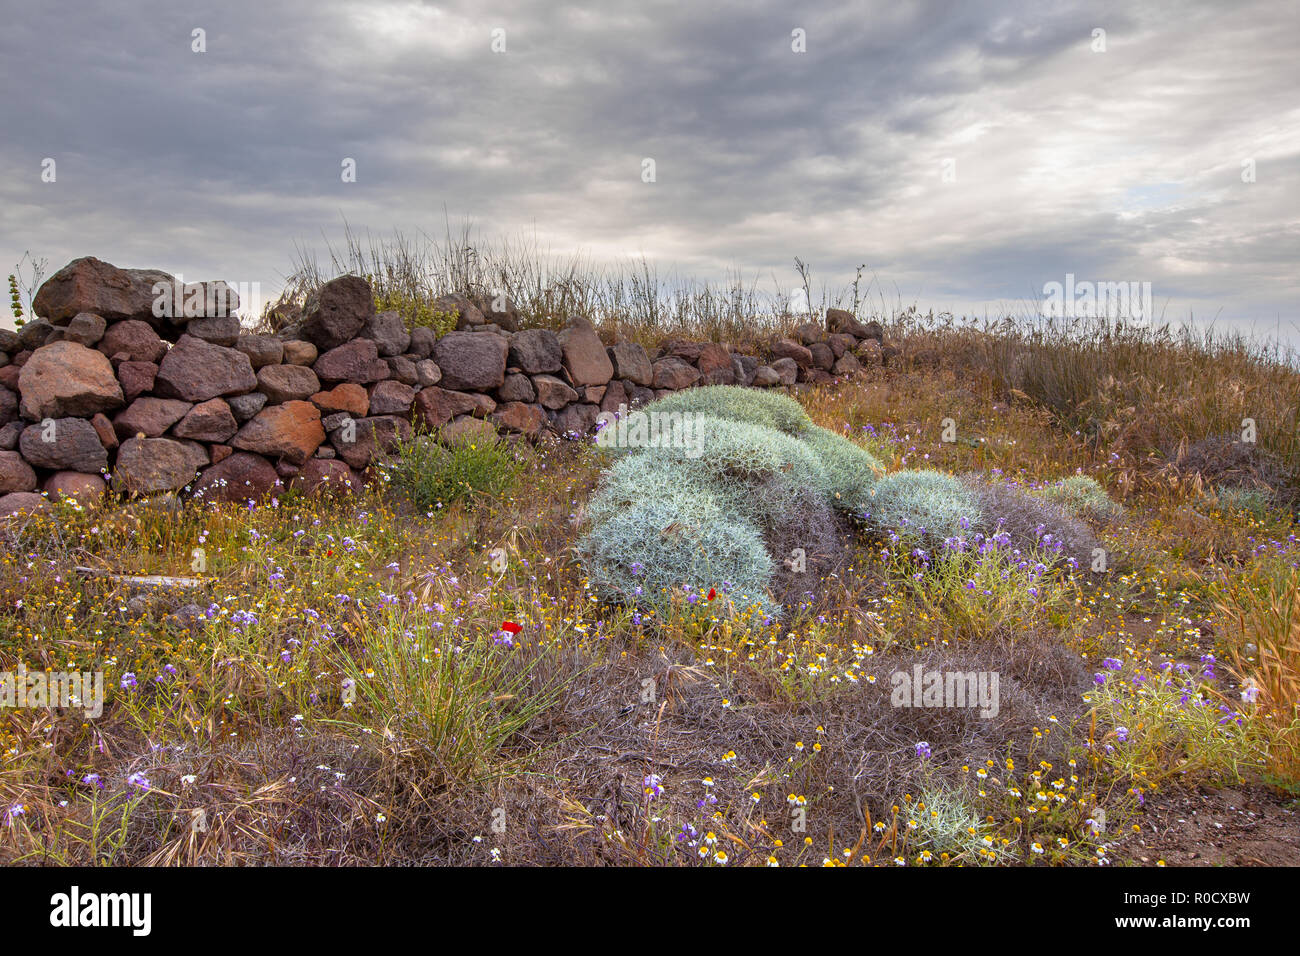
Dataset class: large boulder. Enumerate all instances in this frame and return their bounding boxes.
[97,320,167,364]
[557,318,613,386]
[606,343,653,385]
[313,339,390,384]
[190,452,283,503]
[300,275,375,350]
[172,399,238,442]
[651,357,700,390]
[771,339,814,368]
[20,419,107,472]
[230,401,325,466]
[154,335,257,402]
[33,257,235,326]
[507,329,563,374]
[257,364,321,404]
[360,310,411,356]
[18,341,124,420]
[413,386,478,428]
[235,334,284,369]
[825,307,878,340]
[112,397,192,439]
[532,374,578,410]
[0,451,37,493]
[432,331,508,391]
[112,437,205,494]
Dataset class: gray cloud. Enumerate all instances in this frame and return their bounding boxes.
[1,0,1296,343]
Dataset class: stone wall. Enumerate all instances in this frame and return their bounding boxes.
[0,256,895,514]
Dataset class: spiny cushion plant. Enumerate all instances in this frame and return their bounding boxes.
[857,469,982,549]
[798,425,884,512]
[639,384,814,436]
[1037,475,1123,524]
[963,475,1101,571]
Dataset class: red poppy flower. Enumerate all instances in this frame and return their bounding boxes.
[501,621,522,634]
[707,588,716,601]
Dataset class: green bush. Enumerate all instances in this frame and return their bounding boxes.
[1037,475,1123,523]
[640,385,813,436]
[859,470,982,547]
[576,486,778,621]
[798,425,884,512]
[1212,484,1272,519]
[382,431,523,509]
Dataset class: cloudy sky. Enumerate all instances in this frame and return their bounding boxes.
[2,0,1297,342]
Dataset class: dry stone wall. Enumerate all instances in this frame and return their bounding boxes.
[0,256,897,514]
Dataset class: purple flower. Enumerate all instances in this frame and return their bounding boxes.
[915,741,932,760]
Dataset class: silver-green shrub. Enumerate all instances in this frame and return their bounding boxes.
[858,470,982,547]
[1037,475,1123,523]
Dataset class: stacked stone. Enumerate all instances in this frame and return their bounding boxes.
[0,257,897,515]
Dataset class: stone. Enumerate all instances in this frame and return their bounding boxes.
[557,318,613,386]
[116,361,158,403]
[190,452,283,503]
[90,413,117,450]
[771,339,813,368]
[599,379,628,414]
[825,308,876,339]
[367,380,417,416]
[329,415,411,469]
[257,364,322,404]
[440,415,497,445]
[0,421,21,450]
[732,354,758,386]
[236,334,284,369]
[532,374,578,410]
[0,330,19,354]
[662,339,705,363]
[210,444,233,465]
[361,310,410,356]
[112,437,204,494]
[172,398,238,442]
[0,492,49,516]
[626,383,655,406]
[154,335,257,402]
[651,357,700,390]
[465,392,496,417]
[32,257,169,324]
[227,391,268,422]
[291,458,360,495]
[230,401,325,465]
[187,315,241,346]
[313,339,390,384]
[432,331,508,391]
[43,471,107,504]
[606,342,653,385]
[497,372,535,403]
[583,385,606,404]
[0,387,15,426]
[795,322,826,346]
[492,401,545,437]
[507,329,563,374]
[98,320,167,364]
[415,359,442,387]
[300,275,375,350]
[281,339,318,366]
[311,383,369,418]
[833,353,861,376]
[0,451,37,493]
[413,386,478,427]
[407,327,436,359]
[770,357,799,386]
[18,341,124,420]
[696,343,732,377]
[472,292,520,332]
[62,312,107,346]
[433,293,485,330]
[828,333,857,358]
[554,403,601,436]
[809,342,835,371]
[752,365,781,387]
[0,368,17,393]
[113,397,193,439]
[385,355,418,386]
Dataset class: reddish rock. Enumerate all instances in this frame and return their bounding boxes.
[33,257,171,324]
[291,458,360,495]
[828,333,857,358]
[752,365,781,387]
[190,452,283,503]
[172,398,238,442]
[19,418,108,472]
[809,343,835,371]
[97,319,167,364]
[532,374,578,410]
[825,308,877,340]
[367,379,417,416]
[281,340,318,366]
[434,293,485,330]
[235,334,284,369]
[557,318,613,386]
[600,380,629,414]
[112,437,204,494]
[116,360,158,402]
[606,343,653,385]
[329,415,411,470]
[0,451,37,493]
[771,339,813,368]
[313,339,390,384]
[257,364,321,403]
[311,383,369,417]
[62,312,107,346]
[497,372,535,403]
[432,331,508,391]
[651,357,700,390]
[833,353,861,376]
[441,415,497,444]
[0,491,49,516]
[230,400,325,466]
[44,471,107,504]
[90,412,118,450]
[113,397,192,439]
[795,322,826,346]
[18,341,124,420]
[507,329,563,374]
[493,401,545,437]
[554,403,601,436]
[770,357,798,386]
[210,444,233,465]
[154,335,257,402]
[465,392,496,418]
[0,386,16,426]
[413,386,478,428]
[300,275,375,350]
